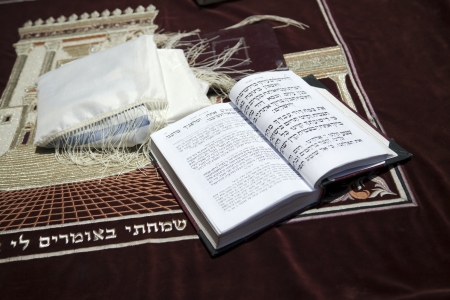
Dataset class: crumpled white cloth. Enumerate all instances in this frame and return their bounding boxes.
[34,35,211,148]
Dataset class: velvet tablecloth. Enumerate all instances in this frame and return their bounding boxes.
[0,0,449,299]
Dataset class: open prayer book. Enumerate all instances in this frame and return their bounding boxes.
[150,71,411,255]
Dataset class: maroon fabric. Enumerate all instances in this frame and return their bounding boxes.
[179,22,288,79]
[1,0,449,299]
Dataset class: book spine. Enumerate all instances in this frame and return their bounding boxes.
[155,164,201,232]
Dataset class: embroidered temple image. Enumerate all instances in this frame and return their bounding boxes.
[0,6,160,190]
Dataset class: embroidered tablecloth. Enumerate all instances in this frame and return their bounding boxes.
[0,0,448,299]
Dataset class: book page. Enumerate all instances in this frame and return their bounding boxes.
[229,71,395,187]
[151,103,314,235]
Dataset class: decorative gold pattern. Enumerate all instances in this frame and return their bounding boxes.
[284,46,357,110]
[62,43,92,57]
[0,43,34,109]
[0,5,159,190]
[0,165,177,231]
[0,146,149,191]
[19,5,158,41]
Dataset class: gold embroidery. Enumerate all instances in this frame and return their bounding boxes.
[62,44,92,57]
[19,5,158,41]
[284,46,357,110]
[0,5,159,190]
[0,146,149,191]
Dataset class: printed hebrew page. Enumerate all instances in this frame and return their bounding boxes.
[229,71,395,187]
[151,103,314,235]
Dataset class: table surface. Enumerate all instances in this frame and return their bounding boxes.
[0,0,449,299]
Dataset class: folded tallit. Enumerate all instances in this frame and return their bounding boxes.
[34,35,211,165]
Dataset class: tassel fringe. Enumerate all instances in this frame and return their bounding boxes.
[225,15,309,30]
[157,32,252,97]
[154,29,201,49]
[53,102,167,170]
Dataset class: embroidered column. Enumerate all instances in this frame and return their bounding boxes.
[0,43,34,108]
[328,73,357,111]
[39,40,61,75]
[284,46,357,111]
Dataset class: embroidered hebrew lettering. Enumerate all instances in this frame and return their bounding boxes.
[39,236,50,248]
[173,219,187,231]
[59,234,69,244]
[19,234,30,250]
[93,229,104,241]
[159,221,172,232]
[105,228,117,239]
[147,222,158,233]
[133,225,146,235]
[70,232,83,244]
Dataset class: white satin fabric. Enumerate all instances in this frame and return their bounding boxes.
[158,49,212,124]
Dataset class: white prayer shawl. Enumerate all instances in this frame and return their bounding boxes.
[35,35,166,148]
[34,35,211,165]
